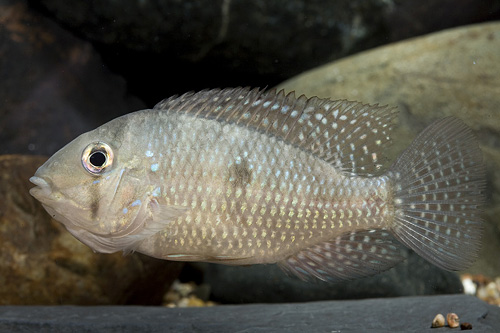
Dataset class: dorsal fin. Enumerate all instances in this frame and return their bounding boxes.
[154,87,398,175]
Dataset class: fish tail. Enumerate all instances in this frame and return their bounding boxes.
[387,117,485,271]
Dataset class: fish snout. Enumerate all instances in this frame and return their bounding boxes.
[30,176,49,188]
[29,176,53,200]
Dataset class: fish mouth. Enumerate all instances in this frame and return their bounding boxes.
[29,176,53,201]
[30,176,49,187]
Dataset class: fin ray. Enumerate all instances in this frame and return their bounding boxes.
[74,198,190,254]
[154,87,398,175]
[278,230,405,282]
[388,117,485,271]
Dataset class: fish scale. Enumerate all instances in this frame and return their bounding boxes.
[137,113,390,265]
[29,87,485,282]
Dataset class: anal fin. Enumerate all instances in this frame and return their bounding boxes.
[278,230,404,282]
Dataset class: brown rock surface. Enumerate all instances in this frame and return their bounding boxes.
[277,22,500,277]
[0,155,183,305]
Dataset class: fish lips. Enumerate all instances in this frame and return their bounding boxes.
[29,176,53,203]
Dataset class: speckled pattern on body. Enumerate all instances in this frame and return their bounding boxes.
[29,87,485,281]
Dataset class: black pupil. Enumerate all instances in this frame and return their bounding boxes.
[89,151,107,167]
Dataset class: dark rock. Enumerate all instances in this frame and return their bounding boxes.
[199,248,463,304]
[0,0,145,156]
[278,22,500,279]
[32,0,500,105]
[0,155,183,305]
[1,295,499,332]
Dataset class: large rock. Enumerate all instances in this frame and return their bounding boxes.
[33,0,500,104]
[0,155,183,305]
[0,0,144,156]
[1,295,499,332]
[194,22,500,305]
[277,22,500,278]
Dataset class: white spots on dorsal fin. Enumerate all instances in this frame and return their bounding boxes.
[152,87,397,175]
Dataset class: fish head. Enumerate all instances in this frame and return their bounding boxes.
[29,114,154,253]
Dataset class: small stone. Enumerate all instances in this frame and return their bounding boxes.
[447,313,460,328]
[187,295,207,307]
[461,275,477,296]
[172,281,196,298]
[485,282,499,299]
[431,314,445,328]
[494,277,500,288]
[460,322,472,330]
[163,289,181,305]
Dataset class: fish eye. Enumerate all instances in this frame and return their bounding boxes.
[82,142,114,174]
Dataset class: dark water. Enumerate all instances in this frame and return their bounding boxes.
[2,0,499,156]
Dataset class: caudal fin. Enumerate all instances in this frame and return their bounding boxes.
[387,117,485,271]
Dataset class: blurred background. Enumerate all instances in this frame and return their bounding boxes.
[0,0,499,306]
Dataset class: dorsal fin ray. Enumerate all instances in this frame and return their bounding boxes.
[154,87,398,175]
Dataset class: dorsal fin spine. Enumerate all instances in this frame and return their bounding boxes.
[234,88,259,125]
[258,90,278,134]
[284,94,308,141]
[153,87,397,176]
[194,90,215,118]
[277,91,296,140]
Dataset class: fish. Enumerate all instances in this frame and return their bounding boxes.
[29,87,485,282]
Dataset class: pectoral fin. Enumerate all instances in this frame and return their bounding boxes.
[74,197,189,254]
[118,198,189,254]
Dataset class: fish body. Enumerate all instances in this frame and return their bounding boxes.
[29,88,485,281]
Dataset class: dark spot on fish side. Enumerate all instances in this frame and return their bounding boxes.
[90,180,101,221]
[228,158,252,188]
[90,199,99,221]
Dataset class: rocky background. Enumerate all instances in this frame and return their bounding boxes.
[0,0,499,306]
